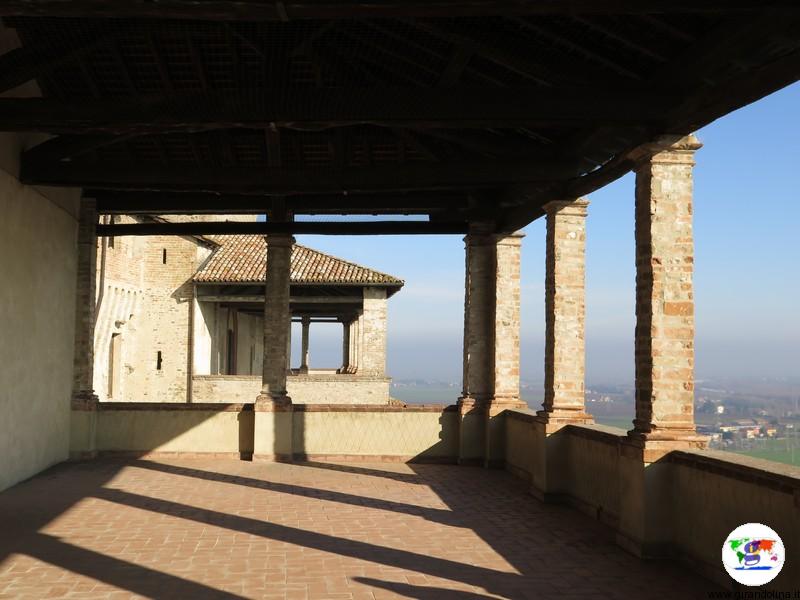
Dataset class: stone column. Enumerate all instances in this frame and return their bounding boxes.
[70,199,100,460]
[259,233,293,401]
[254,234,293,461]
[618,134,707,558]
[458,226,493,459]
[348,317,360,373]
[539,199,593,426]
[340,319,351,373]
[629,134,707,458]
[485,231,527,466]
[360,289,387,376]
[299,316,310,373]
[530,199,592,499]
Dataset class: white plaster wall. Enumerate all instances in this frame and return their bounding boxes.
[0,157,80,491]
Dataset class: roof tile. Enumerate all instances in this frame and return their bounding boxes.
[193,235,404,286]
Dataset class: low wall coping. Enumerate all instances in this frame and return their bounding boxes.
[294,403,456,413]
[192,374,391,383]
[564,423,627,445]
[667,449,800,495]
[504,408,537,423]
[98,402,253,412]
[95,401,455,414]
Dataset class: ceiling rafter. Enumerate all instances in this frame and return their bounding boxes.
[0,87,680,134]
[507,17,643,80]
[21,158,582,194]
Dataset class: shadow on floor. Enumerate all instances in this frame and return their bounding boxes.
[0,457,720,599]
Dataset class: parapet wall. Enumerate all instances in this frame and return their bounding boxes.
[89,402,458,463]
[191,374,391,404]
[503,409,800,590]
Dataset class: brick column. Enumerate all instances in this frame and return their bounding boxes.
[299,316,310,373]
[458,225,525,465]
[339,319,350,372]
[538,199,593,426]
[485,232,526,465]
[254,234,293,461]
[531,199,591,501]
[617,134,707,559]
[359,288,387,377]
[349,317,360,372]
[629,134,707,458]
[70,199,100,460]
[258,234,293,403]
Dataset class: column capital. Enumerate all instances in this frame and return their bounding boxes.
[263,233,296,247]
[495,230,525,246]
[543,197,589,217]
[629,133,702,167]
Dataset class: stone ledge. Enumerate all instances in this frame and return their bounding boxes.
[192,374,392,383]
[564,423,627,445]
[293,453,456,464]
[504,408,537,423]
[666,449,800,494]
[98,402,254,412]
[293,403,456,413]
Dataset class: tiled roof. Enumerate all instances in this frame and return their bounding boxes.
[193,235,404,286]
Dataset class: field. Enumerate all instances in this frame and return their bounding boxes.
[722,438,800,467]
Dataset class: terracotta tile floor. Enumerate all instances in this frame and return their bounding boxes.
[0,458,719,599]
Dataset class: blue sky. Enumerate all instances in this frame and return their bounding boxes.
[293,82,800,384]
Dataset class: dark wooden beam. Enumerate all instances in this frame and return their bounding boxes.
[93,191,470,215]
[498,47,800,232]
[96,220,469,236]
[23,159,580,193]
[0,28,118,94]
[0,1,794,20]
[1,88,679,134]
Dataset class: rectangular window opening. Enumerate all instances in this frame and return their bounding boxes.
[162,248,167,264]
[156,350,163,371]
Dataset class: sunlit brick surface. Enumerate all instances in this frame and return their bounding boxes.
[0,459,718,599]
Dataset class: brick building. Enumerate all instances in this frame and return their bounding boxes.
[94,218,403,405]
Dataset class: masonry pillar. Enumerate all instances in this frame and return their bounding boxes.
[531,199,592,498]
[485,232,527,467]
[359,288,387,377]
[254,234,294,461]
[458,224,525,465]
[618,134,708,557]
[70,199,100,460]
[340,319,351,373]
[458,224,494,464]
[348,317,360,373]
[299,316,310,373]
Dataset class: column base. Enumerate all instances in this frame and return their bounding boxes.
[535,409,594,433]
[624,428,709,463]
[253,393,294,461]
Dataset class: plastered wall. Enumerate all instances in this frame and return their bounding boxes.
[0,143,80,491]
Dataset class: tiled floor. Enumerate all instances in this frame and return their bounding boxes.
[0,458,719,599]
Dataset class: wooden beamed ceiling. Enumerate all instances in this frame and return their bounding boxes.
[2,4,799,234]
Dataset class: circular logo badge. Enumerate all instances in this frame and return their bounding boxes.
[722,523,785,586]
